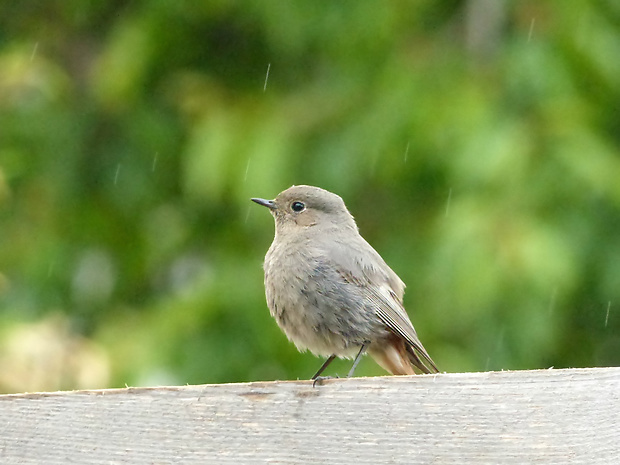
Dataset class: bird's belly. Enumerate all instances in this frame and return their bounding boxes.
[272,298,361,358]
[264,250,386,358]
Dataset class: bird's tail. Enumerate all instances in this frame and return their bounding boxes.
[405,342,439,374]
[369,335,439,375]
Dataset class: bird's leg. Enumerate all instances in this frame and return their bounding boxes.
[312,354,336,379]
[311,355,336,385]
[347,343,368,378]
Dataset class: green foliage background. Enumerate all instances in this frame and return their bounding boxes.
[1,1,619,393]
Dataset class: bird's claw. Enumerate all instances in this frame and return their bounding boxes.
[312,375,338,387]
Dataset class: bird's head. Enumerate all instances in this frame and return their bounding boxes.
[252,185,357,235]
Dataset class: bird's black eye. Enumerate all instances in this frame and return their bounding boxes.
[291,201,305,212]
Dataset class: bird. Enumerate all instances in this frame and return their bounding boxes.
[251,185,438,380]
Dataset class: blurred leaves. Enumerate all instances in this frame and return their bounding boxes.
[0,0,619,393]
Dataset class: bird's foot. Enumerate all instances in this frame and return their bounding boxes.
[312,375,339,387]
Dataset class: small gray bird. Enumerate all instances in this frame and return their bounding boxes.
[252,185,438,380]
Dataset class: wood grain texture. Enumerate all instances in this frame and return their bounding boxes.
[1,367,619,464]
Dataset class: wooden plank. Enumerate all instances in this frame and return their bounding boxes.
[0,367,618,464]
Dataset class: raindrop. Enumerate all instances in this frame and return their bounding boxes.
[152,153,158,172]
[605,301,611,327]
[404,142,410,163]
[445,188,452,217]
[527,18,536,42]
[114,164,121,185]
[30,42,39,61]
[244,158,251,182]
[263,63,271,92]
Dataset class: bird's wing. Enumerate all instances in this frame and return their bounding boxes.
[322,236,438,373]
[365,283,438,373]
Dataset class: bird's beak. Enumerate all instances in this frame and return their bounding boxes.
[251,198,277,210]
